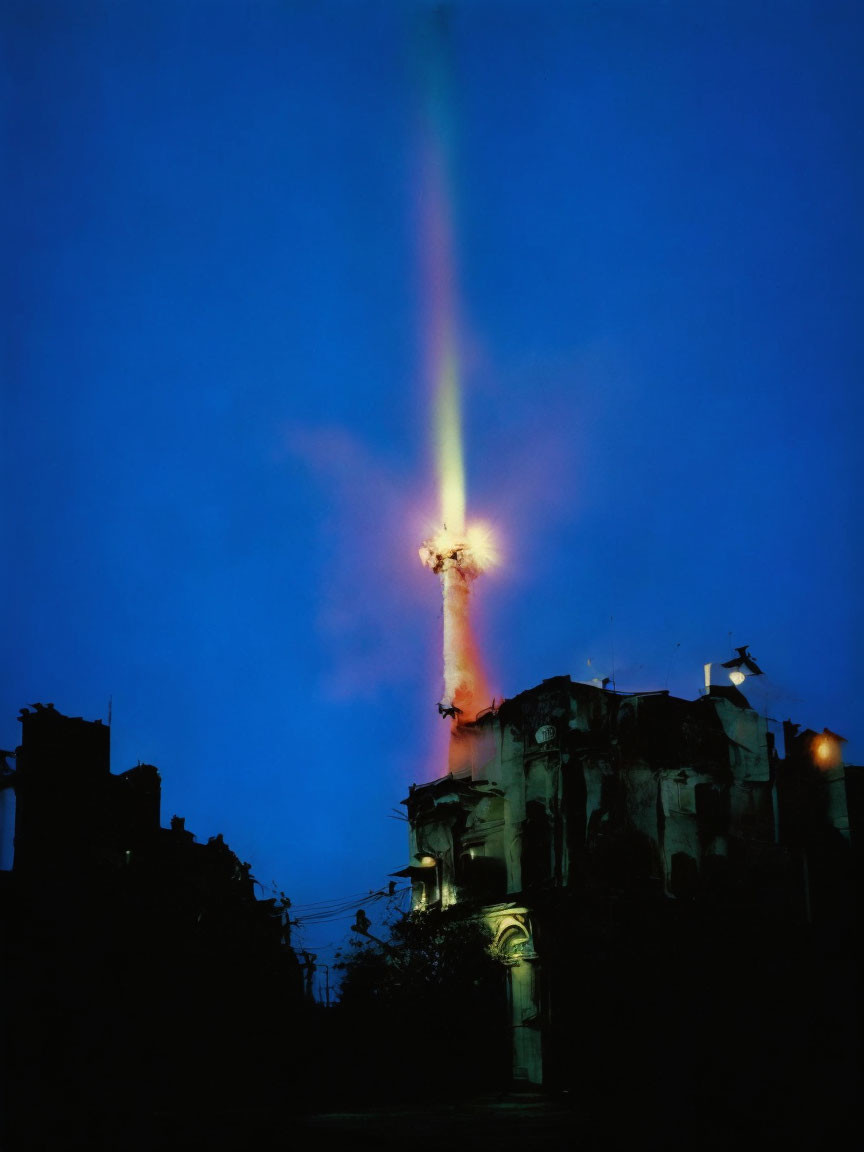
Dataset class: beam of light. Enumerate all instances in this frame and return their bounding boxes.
[416,10,497,739]
[418,12,465,537]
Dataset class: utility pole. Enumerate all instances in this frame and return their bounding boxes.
[299,951,317,1002]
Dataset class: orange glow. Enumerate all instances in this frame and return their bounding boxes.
[813,735,841,770]
[420,526,493,732]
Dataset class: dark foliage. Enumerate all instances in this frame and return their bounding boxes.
[316,907,510,1106]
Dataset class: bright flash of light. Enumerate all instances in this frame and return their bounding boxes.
[418,521,499,578]
[728,670,746,686]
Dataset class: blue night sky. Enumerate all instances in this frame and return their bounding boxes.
[2,1,862,975]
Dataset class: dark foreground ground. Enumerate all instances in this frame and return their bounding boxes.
[297,1081,859,1152]
[3,1080,858,1151]
[302,1091,579,1151]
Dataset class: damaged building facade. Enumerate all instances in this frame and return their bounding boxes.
[401,673,859,1088]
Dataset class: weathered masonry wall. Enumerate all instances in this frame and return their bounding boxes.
[402,675,857,1086]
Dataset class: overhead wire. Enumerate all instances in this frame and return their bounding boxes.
[290,885,414,997]
[292,893,389,925]
[287,888,390,910]
[288,885,411,928]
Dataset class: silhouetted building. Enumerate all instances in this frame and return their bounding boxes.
[400,673,859,1102]
[0,705,302,1150]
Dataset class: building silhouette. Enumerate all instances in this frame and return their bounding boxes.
[0,705,302,1150]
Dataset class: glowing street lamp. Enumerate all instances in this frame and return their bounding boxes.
[811,729,845,771]
[704,645,764,694]
[721,645,763,685]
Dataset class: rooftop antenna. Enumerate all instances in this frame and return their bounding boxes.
[107,695,112,726]
[610,615,617,692]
